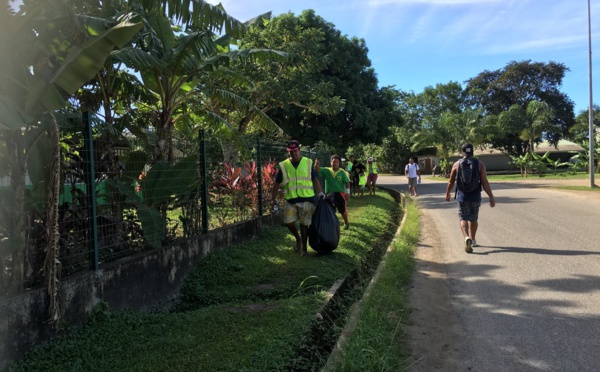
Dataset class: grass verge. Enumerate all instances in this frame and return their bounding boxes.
[554,185,600,192]
[324,198,420,371]
[486,172,596,182]
[8,191,402,372]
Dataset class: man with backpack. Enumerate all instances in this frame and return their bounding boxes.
[445,143,496,253]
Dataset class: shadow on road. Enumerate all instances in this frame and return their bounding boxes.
[471,246,600,256]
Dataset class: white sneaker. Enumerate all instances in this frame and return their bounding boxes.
[464,237,473,253]
[471,240,478,248]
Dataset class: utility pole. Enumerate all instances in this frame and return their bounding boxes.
[588,0,595,187]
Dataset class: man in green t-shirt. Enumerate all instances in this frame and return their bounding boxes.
[314,154,351,230]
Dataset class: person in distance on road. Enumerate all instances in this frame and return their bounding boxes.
[445,143,496,253]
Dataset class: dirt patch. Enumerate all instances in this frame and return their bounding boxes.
[405,210,463,371]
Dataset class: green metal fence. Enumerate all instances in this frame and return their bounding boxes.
[0,119,327,296]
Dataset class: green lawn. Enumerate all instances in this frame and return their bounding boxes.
[9,192,406,372]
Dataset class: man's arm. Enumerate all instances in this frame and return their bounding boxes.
[272,180,281,207]
[479,162,496,207]
[445,165,457,201]
[312,178,323,195]
[272,167,282,207]
[342,173,351,197]
[405,165,409,177]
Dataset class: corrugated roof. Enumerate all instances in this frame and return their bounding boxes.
[457,140,585,156]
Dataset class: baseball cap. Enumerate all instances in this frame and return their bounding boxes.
[461,143,474,157]
[368,157,374,162]
[286,140,300,152]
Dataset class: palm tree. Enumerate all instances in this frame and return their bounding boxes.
[497,100,556,154]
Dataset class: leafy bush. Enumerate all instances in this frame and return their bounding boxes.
[209,159,280,227]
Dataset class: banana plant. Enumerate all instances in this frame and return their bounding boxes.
[546,157,570,175]
[509,153,531,177]
[108,151,199,248]
[0,1,143,297]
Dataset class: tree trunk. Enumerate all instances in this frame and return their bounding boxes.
[220,139,239,166]
[8,131,26,293]
[155,116,174,163]
[44,117,62,326]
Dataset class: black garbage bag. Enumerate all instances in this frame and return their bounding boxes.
[308,197,340,253]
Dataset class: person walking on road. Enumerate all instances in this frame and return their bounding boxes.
[315,154,351,230]
[405,157,421,196]
[272,140,325,257]
[445,143,496,253]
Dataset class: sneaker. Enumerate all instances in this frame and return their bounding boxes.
[344,223,350,230]
[464,237,473,253]
[471,240,478,248]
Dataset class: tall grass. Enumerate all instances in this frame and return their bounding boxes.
[8,192,402,372]
[324,199,420,372]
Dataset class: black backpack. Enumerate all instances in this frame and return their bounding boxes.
[456,158,480,194]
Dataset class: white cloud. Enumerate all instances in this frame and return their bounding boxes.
[482,35,589,55]
[366,0,501,6]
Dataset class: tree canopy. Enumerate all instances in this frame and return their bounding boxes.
[465,60,575,155]
[239,10,398,151]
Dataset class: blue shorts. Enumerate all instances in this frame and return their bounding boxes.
[458,202,480,222]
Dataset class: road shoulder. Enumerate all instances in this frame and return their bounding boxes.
[405,209,464,371]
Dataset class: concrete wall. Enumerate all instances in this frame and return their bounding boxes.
[0,212,282,369]
[449,153,517,172]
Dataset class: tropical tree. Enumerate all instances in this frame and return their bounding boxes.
[497,100,557,155]
[570,105,600,143]
[402,82,476,163]
[114,6,288,163]
[201,10,346,161]
[465,60,575,155]
[249,10,394,150]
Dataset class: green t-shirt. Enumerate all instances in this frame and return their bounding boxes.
[318,167,350,193]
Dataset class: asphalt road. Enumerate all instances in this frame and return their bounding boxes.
[377,175,600,372]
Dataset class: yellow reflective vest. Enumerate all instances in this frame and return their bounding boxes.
[368,162,378,174]
[279,157,314,199]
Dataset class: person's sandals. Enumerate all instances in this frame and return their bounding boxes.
[300,250,308,257]
[344,223,350,230]
[464,237,473,253]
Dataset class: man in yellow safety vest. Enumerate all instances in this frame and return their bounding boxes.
[272,140,324,256]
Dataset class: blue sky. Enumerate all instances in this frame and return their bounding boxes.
[208,0,600,115]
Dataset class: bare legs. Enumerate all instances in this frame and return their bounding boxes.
[286,222,309,256]
[460,220,478,240]
[367,180,376,195]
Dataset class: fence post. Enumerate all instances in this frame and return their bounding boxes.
[199,130,209,233]
[256,137,263,216]
[82,111,99,271]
